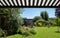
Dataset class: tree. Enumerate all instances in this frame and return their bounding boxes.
[0,8,24,35]
[40,11,49,27]
[40,11,49,21]
[8,8,24,34]
[33,16,41,22]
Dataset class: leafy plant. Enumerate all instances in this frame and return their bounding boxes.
[56,18,60,32]
[17,26,31,36]
[40,11,49,21]
[0,8,24,35]
[33,16,40,22]
[28,28,36,34]
[17,26,36,36]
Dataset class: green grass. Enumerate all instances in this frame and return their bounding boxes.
[5,27,60,38]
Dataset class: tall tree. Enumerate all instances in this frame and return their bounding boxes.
[0,8,24,35]
[8,8,24,34]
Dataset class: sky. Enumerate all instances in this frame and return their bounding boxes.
[20,8,56,19]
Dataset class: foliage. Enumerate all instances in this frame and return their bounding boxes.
[34,19,45,27]
[38,23,42,27]
[17,16,24,26]
[0,8,24,35]
[35,21,42,27]
[21,30,31,36]
[28,28,36,34]
[55,18,60,31]
[0,8,11,14]
[17,26,30,36]
[8,8,24,34]
[40,11,49,21]
[17,26,36,36]
[57,18,60,27]
[49,18,60,26]
[47,18,58,27]
[48,18,60,27]
[34,11,49,27]
[49,20,57,26]
[33,16,41,22]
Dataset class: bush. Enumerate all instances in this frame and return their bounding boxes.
[21,30,31,36]
[17,26,31,36]
[28,28,36,34]
[37,23,42,27]
[17,26,36,36]
[34,21,42,27]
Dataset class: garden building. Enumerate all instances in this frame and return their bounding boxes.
[55,8,60,18]
[23,18,34,28]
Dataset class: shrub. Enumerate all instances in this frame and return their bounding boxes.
[37,23,42,27]
[34,21,42,27]
[28,28,36,35]
[21,30,31,36]
[17,26,36,36]
[17,26,31,36]
[57,18,60,27]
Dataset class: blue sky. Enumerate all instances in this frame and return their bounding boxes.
[20,8,56,19]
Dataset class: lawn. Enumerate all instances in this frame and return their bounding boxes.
[5,27,60,38]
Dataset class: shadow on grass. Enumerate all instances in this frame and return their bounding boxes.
[17,31,36,37]
[55,31,60,33]
[0,33,16,38]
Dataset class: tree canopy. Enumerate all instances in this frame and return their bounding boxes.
[33,16,41,22]
[0,8,24,35]
[40,11,49,21]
